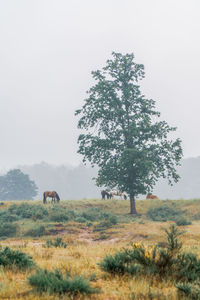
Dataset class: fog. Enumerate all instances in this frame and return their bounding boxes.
[0,0,200,169]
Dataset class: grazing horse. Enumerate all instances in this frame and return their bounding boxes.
[110,190,127,200]
[146,193,159,200]
[101,190,111,200]
[43,191,60,204]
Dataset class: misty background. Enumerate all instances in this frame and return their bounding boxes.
[1,1,200,199]
[4,157,200,200]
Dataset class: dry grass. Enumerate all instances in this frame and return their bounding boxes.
[0,198,199,299]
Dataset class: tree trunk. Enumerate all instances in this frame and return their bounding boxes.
[130,193,137,214]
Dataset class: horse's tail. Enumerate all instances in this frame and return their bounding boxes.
[43,192,46,204]
[55,192,60,202]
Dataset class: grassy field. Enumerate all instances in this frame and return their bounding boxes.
[0,198,200,299]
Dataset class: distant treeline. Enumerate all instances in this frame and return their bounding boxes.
[6,157,200,200]
[20,162,99,200]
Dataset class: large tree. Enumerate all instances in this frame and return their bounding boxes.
[0,169,38,200]
[75,52,182,214]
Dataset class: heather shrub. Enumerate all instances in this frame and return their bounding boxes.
[28,269,99,295]
[93,220,113,232]
[75,217,87,223]
[0,246,35,270]
[24,225,46,237]
[0,211,19,223]
[176,282,200,300]
[0,222,17,237]
[99,250,139,275]
[81,208,118,224]
[147,205,181,222]
[175,216,192,226]
[45,238,67,248]
[49,212,69,222]
[8,203,48,220]
[48,206,69,222]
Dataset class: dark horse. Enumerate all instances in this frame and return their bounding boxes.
[101,190,111,200]
[43,191,60,204]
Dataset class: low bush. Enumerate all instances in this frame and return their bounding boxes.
[81,208,100,222]
[192,212,200,220]
[0,211,19,223]
[0,222,17,237]
[75,217,87,223]
[175,217,192,226]
[98,233,110,240]
[93,220,113,232]
[48,206,70,222]
[147,205,182,222]
[175,252,200,282]
[8,203,48,220]
[25,225,46,237]
[81,208,118,224]
[49,212,69,222]
[99,249,139,275]
[0,246,35,270]
[45,238,67,248]
[28,269,99,295]
[176,282,200,300]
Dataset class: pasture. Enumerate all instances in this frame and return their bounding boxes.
[0,198,200,299]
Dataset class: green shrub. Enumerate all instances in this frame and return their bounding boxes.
[86,222,93,227]
[93,220,113,232]
[192,212,200,220]
[89,273,97,282]
[175,252,200,282]
[25,225,46,237]
[175,217,192,226]
[49,212,69,222]
[0,247,35,270]
[0,211,19,223]
[45,238,67,248]
[81,208,118,224]
[99,250,140,275]
[8,203,48,220]
[98,233,110,240]
[75,217,87,223]
[0,223,17,237]
[66,210,76,219]
[147,205,181,222]
[81,208,101,222]
[28,269,99,295]
[48,206,70,222]
[176,282,200,300]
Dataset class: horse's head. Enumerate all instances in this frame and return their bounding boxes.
[55,192,60,202]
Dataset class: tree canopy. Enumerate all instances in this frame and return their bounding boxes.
[0,169,38,200]
[75,52,183,214]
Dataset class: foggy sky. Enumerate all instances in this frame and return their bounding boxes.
[0,0,200,169]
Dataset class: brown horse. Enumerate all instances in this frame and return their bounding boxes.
[146,193,159,200]
[43,191,60,204]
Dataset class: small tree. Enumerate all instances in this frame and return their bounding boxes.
[75,52,182,214]
[0,169,38,200]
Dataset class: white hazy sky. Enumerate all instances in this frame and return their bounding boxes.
[0,0,200,169]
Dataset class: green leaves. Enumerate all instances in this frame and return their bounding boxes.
[76,52,183,213]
